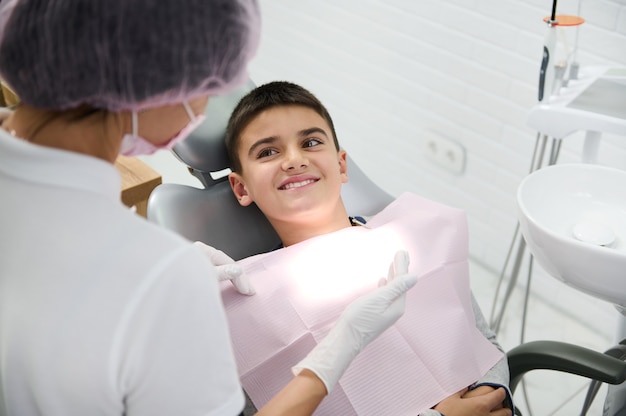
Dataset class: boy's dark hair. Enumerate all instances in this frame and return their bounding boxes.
[226,81,340,173]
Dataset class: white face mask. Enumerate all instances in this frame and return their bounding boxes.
[120,101,206,157]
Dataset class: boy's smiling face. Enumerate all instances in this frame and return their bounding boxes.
[229,105,348,232]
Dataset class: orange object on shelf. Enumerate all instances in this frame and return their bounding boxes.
[543,15,585,26]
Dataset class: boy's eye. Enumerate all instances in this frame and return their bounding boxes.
[257,148,277,158]
[303,138,322,148]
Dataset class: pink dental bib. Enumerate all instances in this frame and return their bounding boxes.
[220,192,504,415]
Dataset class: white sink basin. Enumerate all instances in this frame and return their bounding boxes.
[517,164,626,307]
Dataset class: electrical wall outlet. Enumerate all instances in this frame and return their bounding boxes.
[423,131,466,175]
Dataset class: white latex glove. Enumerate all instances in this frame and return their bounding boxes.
[292,250,417,393]
[193,241,255,295]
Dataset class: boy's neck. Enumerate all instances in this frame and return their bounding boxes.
[272,204,352,247]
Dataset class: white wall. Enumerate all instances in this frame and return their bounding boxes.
[246,0,626,334]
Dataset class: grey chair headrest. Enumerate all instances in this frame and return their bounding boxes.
[171,78,256,187]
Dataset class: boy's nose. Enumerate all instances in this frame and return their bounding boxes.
[282,148,308,171]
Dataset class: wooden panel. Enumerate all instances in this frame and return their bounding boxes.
[114,156,162,217]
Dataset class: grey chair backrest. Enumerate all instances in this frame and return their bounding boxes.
[147,79,393,260]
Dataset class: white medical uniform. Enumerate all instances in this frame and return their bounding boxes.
[0,131,244,416]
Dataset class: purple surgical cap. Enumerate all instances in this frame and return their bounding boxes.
[0,0,260,111]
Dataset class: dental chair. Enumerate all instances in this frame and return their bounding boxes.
[146,80,626,415]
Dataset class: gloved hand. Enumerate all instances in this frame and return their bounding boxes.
[292,250,417,393]
[193,241,255,295]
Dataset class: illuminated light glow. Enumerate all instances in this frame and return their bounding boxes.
[281,227,411,303]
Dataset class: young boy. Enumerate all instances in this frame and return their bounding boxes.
[225,81,513,416]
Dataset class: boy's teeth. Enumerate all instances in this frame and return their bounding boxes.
[283,179,315,190]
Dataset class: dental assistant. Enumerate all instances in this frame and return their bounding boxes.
[0,1,417,415]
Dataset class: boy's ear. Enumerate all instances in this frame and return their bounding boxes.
[338,150,348,184]
[228,172,253,206]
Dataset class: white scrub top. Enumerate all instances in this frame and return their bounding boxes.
[0,130,244,416]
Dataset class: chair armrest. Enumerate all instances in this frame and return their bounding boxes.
[507,340,626,393]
